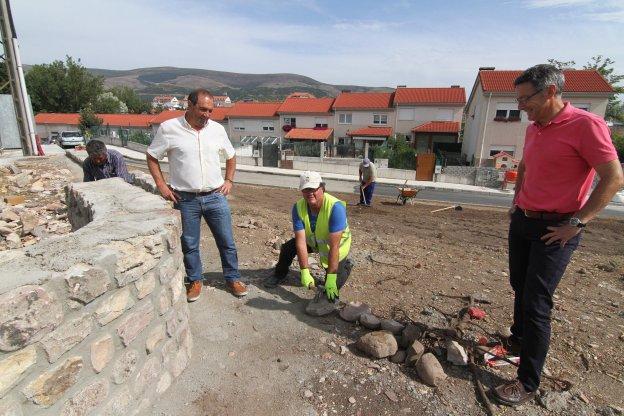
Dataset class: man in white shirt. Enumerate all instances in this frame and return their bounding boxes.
[146,89,247,301]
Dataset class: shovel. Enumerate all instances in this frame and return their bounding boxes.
[430,205,463,213]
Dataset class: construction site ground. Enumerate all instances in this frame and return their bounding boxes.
[150,181,624,416]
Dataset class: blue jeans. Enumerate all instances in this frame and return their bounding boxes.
[176,191,240,282]
[360,181,376,205]
[508,209,580,392]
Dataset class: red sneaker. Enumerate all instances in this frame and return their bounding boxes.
[186,281,202,302]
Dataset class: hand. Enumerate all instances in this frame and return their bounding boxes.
[508,204,517,221]
[300,268,315,289]
[541,224,581,247]
[158,184,179,203]
[217,179,233,196]
[324,273,339,301]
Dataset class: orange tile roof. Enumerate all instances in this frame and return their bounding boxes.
[285,128,333,141]
[479,69,614,93]
[277,97,335,114]
[227,102,281,118]
[149,110,185,124]
[394,87,466,105]
[333,92,394,110]
[34,113,155,128]
[411,121,460,133]
[347,126,393,137]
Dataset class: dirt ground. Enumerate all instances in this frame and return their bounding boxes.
[196,182,624,415]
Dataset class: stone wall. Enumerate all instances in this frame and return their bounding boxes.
[438,166,502,188]
[0,177,191,416]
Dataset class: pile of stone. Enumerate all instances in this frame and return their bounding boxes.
[0,162,73,251]
[340,301,469,388]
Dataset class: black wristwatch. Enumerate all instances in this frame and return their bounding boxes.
[568,217,586,228]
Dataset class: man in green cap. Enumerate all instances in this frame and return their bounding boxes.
[264,171,353,314]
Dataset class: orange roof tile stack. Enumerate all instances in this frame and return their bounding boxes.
[479,69,613,93]
[394,87,466,105]
[411,121,460,133]
[285,128,333,141]
[333,92,394,110]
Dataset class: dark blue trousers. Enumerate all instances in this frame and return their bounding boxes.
[360,181,376,205]
[508,209,580,392]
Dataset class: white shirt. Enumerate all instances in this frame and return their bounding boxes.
[148,116,235,192]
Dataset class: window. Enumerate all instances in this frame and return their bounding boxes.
[283,117,296,126]
[339,113,352,124]
[494,103,521,121]
[398,108,415,121]
[315,117,328,128]
[233,122,245,131]
[262,123,275,131]
[373,114,388,125]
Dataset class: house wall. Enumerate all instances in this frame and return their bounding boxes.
[227,118,279,145]
[462,86,610,165]
[278,114,334,132]
[332,110,396,144]
[394,105,463,136]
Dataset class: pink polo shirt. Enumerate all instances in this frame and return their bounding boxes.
[516,102,618,213]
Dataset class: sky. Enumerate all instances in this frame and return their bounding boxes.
[9,0,624,90]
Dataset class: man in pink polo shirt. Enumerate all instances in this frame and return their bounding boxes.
[494,64,624,406]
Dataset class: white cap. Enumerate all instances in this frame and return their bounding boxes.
[299,171,323,190]
[362,158,371,167]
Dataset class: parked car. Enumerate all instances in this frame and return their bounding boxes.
[59,131,85,148]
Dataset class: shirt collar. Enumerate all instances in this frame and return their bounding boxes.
[180,114,210,131]
[534,101,574,127]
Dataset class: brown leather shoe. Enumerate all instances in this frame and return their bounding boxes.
[226,280,248,297]
[494,379,535,406]
[186,281,202,302]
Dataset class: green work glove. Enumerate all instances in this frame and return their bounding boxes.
[300,268,315,289]
[325,273,339,301]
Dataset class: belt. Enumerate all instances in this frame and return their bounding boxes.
[522,209,573,221]
[178,189,218,197]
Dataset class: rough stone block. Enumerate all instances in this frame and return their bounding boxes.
[169,270,185,304]
[406,340,425,366]
[106,239,161,287]
[3,196,25,206]
[0,398,23,416]
[22,356,83,407]
[177,323,192,357]
[116,301,154,346]
[0,285,63,352]
[64,264,110,305]
[355,331,398,359]
[161,338,177,368]
[98,386,132,416]
[145,324,166,354]
[157,257,176,285]
[60,379,109,416]
[90,335,114,373]
[133,355,161,396]
[41,313,92,363]
[111,349,138,385]
[157,288,171,315]
[164,226,179,253]
[166,307,187,338]
[19,212,38,236]
[95,288,134,325]
[156,371,172,395]
[170,348,189,378]
[416,353,447,387]
[0,346,37,397]
[134,272,155,300]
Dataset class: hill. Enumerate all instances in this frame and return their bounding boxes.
[86,66,392,102]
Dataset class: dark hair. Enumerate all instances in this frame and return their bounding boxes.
[86,140,107,156]
[188,89,214,105]
[514,64,565,95]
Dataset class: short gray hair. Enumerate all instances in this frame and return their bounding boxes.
[514,64,565,95]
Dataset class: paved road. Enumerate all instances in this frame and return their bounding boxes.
[126,159,624,218]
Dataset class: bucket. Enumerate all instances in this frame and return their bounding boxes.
[504,170,518,183]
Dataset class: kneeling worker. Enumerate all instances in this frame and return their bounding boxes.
[264,171,353,309]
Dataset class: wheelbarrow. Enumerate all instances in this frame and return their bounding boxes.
[396,186,419,205]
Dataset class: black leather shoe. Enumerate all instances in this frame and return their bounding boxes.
[494,379,536,406]
[263,275,283,288]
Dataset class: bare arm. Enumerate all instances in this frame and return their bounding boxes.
[541,159,624,246]
[575,159,624,224]
[508,159,525,219]
[294,230,309,269]
[218,156,236,195]
[146,153,178,203]
[327,231,342,274]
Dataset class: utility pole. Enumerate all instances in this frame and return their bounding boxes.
[0,0,36,156]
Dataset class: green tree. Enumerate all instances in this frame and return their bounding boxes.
[79,105,103,136]
[613,133,624,162]
[109,86,151,114]
[583,55,624,122]
[93,91,128,113]
[547,58,576,70]
[25,56,103,113]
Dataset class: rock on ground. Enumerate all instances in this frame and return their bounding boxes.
[339,301,371,322]
[416,353,447,386]
[356,331,398,359]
